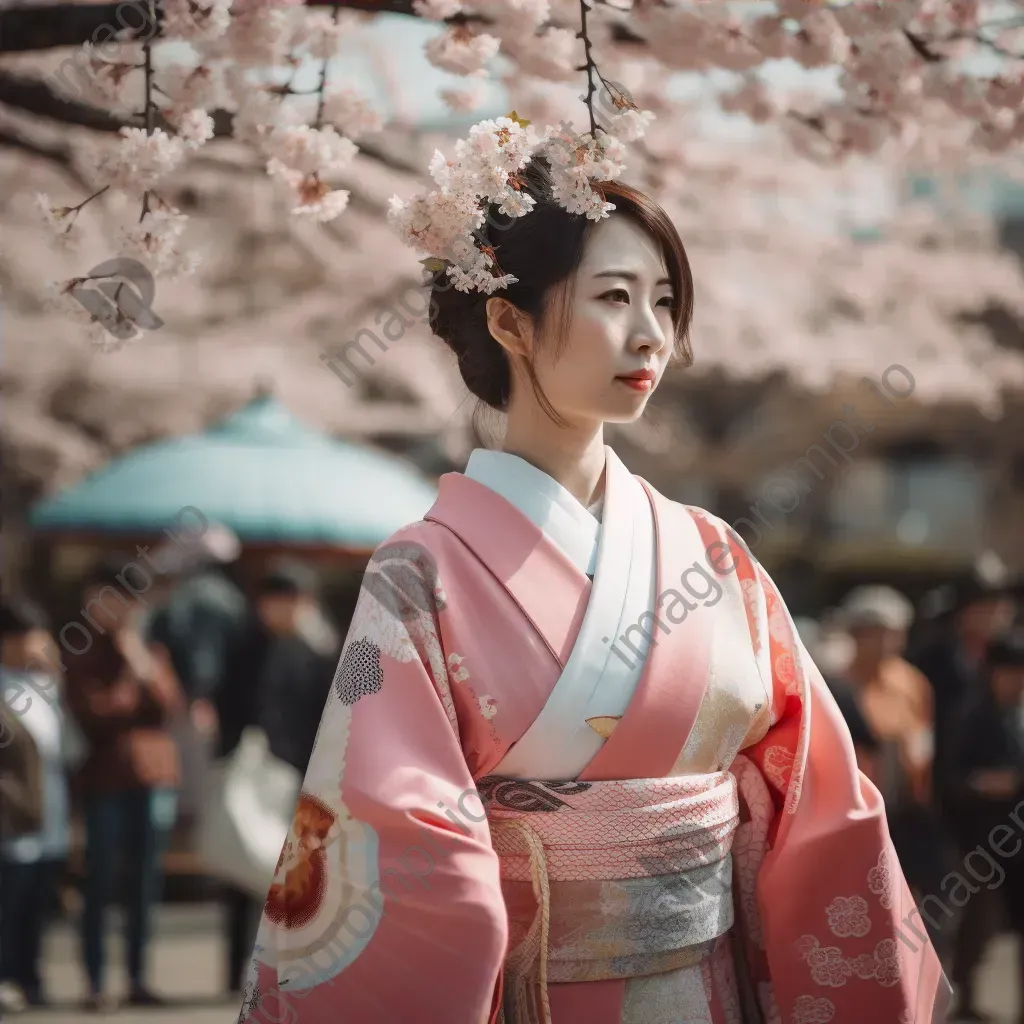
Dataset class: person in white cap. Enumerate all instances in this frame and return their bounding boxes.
[829,585,953,965]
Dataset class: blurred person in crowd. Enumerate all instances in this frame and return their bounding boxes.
[825,587,954,959]
[63,560,185,1012]
[947,628,1024,1024]
[797,615,874,764]
[144,523,247,826]
[145,521,246,730]
[213,560,338,994]
[911,553,1016,811]
[0,598,75,1013]
[910,555,1017,1021]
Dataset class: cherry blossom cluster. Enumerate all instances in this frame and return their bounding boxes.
[36,0,387,348]
[413,0,1022,161]
[27,0,1023,352]
[387,112,640,293]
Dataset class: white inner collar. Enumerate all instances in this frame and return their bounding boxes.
[463,448,603,576]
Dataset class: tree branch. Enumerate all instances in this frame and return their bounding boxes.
[0,69,420,178]
[0,70,238,136]
[0,71,130,131]
[902,28,945,64]
[0,0,416,53]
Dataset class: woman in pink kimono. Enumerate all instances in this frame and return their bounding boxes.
[238,117,950,1024]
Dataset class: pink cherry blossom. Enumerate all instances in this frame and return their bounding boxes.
[161,0,233,43]
[323,90,383,140]
[424,26,501,77]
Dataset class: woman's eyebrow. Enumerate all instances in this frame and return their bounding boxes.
[592,269,671,286]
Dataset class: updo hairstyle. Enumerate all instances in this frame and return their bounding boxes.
[427,157,694,417]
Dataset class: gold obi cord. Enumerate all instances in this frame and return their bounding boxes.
[482,774,740,1024]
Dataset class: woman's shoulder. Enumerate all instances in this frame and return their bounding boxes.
[361,518,472,596]
[367,518,451,562]
[637,483,756,557]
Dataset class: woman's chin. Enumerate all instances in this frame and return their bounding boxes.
[602,395,652,423]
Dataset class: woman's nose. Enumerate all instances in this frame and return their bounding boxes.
[630,313,668,354]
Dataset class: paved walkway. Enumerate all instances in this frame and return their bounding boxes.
[15,904,1023,1023]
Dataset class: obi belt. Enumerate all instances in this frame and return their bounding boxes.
[479,771,740,1024]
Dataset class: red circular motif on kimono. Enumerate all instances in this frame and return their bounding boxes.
[265,793,337,931]
[774,652,796,688]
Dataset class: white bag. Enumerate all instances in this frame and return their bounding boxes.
[197,727,302,898]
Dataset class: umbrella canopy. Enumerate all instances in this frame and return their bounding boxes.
[29,394,438,551]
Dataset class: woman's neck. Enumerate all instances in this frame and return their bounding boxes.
[502,411,607,508]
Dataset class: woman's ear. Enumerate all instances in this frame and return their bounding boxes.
[486,297,534,358]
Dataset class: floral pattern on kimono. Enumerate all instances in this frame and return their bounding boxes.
[237,474,949,1024]
[685,512,949,1024]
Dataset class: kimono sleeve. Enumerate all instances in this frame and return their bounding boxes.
[239,540,508,1024]
[728,553,951,1024]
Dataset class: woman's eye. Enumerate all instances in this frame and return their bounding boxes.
[600,288,630,303]
[657,295,676,309]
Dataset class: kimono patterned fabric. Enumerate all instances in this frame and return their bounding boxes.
[237,463,951,1024]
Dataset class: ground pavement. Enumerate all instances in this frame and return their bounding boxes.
[15,903,1023,1023]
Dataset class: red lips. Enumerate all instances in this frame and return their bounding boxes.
[616,368,656,392]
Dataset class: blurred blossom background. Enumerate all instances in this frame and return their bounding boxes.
[1,0,1023,1020]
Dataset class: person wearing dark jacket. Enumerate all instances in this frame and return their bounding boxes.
[910,560,1016,1020]
[213,561,337,994]
[63,564,185,1013]
[947,629,1024,1024]
[0,598,74,1013]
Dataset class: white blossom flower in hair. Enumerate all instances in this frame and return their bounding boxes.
[389,110,634,294]
[466,115,538,174]
[495,188,536,218]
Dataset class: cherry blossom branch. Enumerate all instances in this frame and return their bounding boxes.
[578,0,600,137]
[901,29,945,64]
[0,0,643,55]
[141,0,156,220]
[968,32,1024,60]
[314,8,342,129]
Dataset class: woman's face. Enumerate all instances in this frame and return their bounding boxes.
[518,214,677,426]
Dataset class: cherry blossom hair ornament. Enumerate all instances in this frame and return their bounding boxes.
[387,112,631,295]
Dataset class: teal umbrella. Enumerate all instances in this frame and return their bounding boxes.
[30,395,438,552]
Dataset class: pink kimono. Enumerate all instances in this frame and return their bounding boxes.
[238,447,950,1024]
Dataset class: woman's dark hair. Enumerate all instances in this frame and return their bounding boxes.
[427,157,694,420]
